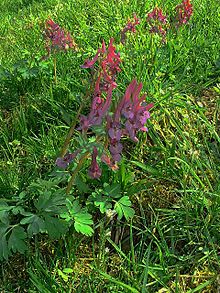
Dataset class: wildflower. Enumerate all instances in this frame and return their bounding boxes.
[80,38,121,131]
[147,7,167,41]
[88,147,102,179]
[175,0,193,26]
[101,154,119,170]
[56,151,79,169]
[106,115,123,162]
[120,13,140,44]
[42,18,76,58]
[106,80,153,162]
[147,8,167,24]
[79,83,113,131]
[81,38,121,89]
[119,80,153,142]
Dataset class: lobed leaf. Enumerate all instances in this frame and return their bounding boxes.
[8,226,28,254]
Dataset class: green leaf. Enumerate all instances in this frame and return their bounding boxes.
[58,269,69,282]
[114,196,135,220]
[75,175,90,193]
[131,160,161,176]
[65,200,94,236]
[35,189,67,214]
[103,183,121,198]
[66,199,81,215]
[63,268,74,274]
[94,194,112,213]
[114,202,123,220]
[20,215,45,237]
[12,206,25,215]
[0,210,9,225]
[118,196,132,206]
[74,212,94,236]
[74,212,93,224]
[44,215,68,239]
[30,178,61,192]
[0,201,13,212]
[74,222,94,236]
[19,191,26,199]
[121,205,135,221]
[8,226,28,254]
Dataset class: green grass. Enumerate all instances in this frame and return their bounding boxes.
[0,0,220,291]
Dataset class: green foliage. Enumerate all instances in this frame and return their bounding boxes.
[57,267,73,282]
[114,196,135,221]
[0,0,219,291]
[61,199,94,236]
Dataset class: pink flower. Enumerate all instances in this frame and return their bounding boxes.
[81,38,121,89]
[56,151,80,169]
[175,0,193,26]
[119,80,153,142]
[42,19,76,59]
[121,14,140,44]
[147,7,167,41]
[147,8,167,24]
[101,154,119,170]
[79,83,113,131]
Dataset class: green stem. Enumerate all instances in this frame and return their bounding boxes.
[66,151,90,194]
[54,57,57,85]
[60,102,84,158]
[59,77,96,158]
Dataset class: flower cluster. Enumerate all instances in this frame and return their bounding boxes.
[120,14,140,44]
[42,19,76,58]
[80,38,121,131]
[147,8,167,40]
[106,80,153,163]
[56,150,80,169]
[79,80,113,131]
[57,40,153,180]
[175,0,193,26]
[82,38,121,89]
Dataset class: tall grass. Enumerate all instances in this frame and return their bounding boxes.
[0,0,219,291]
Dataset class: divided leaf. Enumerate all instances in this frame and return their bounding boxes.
[44,215,68,239]
[35,189,67,214]
[114,196,135,220]
[65,199,94,236]
[103,183,121,198]
[74,212,94,236]
[94,196,112,213]
[20,214,46,237]
[8,226,28,254]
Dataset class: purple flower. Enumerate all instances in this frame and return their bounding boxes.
[108,127,122,141]
[109,142,123,162]
[175,0,193,26]
[88,147,102,179]
[106,115,123,162]
[56,151,79,169]
[42,19,76,59]
[121,14,140,44]
[79,84,113,131]
[146,7,168,41]
[119,80,153,142]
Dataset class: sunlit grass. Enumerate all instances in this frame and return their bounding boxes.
[0,0,219,291]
